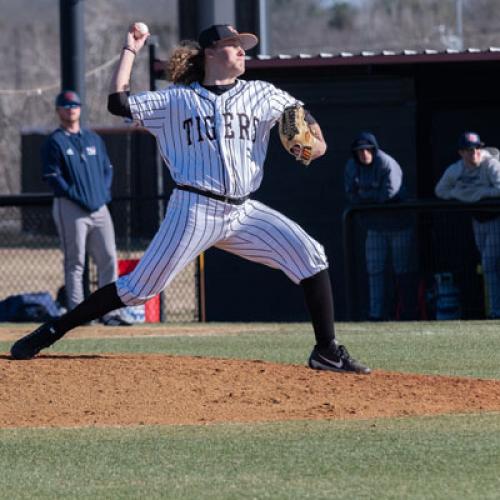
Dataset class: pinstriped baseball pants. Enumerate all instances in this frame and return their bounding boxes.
[116,189,328,306]
[365,228,414,319]
[472,218,500,317]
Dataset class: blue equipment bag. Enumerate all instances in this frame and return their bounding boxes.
[0,292,61,322]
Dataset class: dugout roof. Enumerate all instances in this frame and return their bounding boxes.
[246,47,500,68]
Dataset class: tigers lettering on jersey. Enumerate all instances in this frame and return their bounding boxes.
[129,80,302,197]
[182,112,260,145]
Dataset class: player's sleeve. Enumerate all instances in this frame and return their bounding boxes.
[41,138,71,196]
[435,163,458,200]
[344,160,361,203]
[107,92,132,119]
[265,82,304,123]
[469,158,500,199]
[377,154,403,202]
[128,90,170,135]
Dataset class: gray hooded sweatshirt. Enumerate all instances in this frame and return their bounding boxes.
[344,132,407,229]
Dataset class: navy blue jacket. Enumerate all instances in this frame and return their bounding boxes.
[41,128,113,212]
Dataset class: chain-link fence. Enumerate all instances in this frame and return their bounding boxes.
[343,200,500,321]
[0,194,200,322]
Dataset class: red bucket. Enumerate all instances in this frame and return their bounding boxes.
[118,259,160,323]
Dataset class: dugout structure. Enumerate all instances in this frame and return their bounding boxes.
[198,49,500,321]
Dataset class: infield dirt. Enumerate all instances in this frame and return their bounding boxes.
[1,326,500,428]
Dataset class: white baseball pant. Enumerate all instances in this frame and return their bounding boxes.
[116,189,328,305]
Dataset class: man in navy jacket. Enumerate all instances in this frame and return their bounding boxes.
[42,90,129,325]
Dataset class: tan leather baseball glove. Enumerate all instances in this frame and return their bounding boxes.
[279,104,316,166]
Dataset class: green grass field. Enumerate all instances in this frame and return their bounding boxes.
[1,321,499,499]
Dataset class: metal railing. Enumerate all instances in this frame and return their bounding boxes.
[343,199,500,321]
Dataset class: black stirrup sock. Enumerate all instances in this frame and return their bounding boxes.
[301,269,336,349]
[53,283,126,336]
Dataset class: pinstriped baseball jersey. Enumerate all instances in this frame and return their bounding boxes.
[128,80,301,197]
[116,80,328,307]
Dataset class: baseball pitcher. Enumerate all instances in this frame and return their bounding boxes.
[11,24,370,374]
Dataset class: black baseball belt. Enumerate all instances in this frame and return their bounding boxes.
[176,184,250,205]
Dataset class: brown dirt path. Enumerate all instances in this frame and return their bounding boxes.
[1,353,500,428]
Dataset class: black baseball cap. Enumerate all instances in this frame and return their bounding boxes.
[198,24,258,50]
[55,90,81,108]
[351,132,379,151]
[458,131,484,149]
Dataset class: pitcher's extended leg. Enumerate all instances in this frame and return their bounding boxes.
[10,283,124,360]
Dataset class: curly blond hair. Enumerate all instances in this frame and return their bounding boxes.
[165,41,204,85]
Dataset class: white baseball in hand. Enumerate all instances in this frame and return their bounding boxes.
[133,22,149,38]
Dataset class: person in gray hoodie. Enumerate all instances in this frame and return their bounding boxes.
[345,132,416,320]
[435,131,500,318]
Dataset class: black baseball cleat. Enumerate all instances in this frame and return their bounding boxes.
[10,323,62,360]
[308,343,371,374]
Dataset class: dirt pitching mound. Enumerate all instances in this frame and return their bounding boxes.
[1,353,500,428]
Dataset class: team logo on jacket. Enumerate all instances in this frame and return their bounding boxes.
[86,146,97,155]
